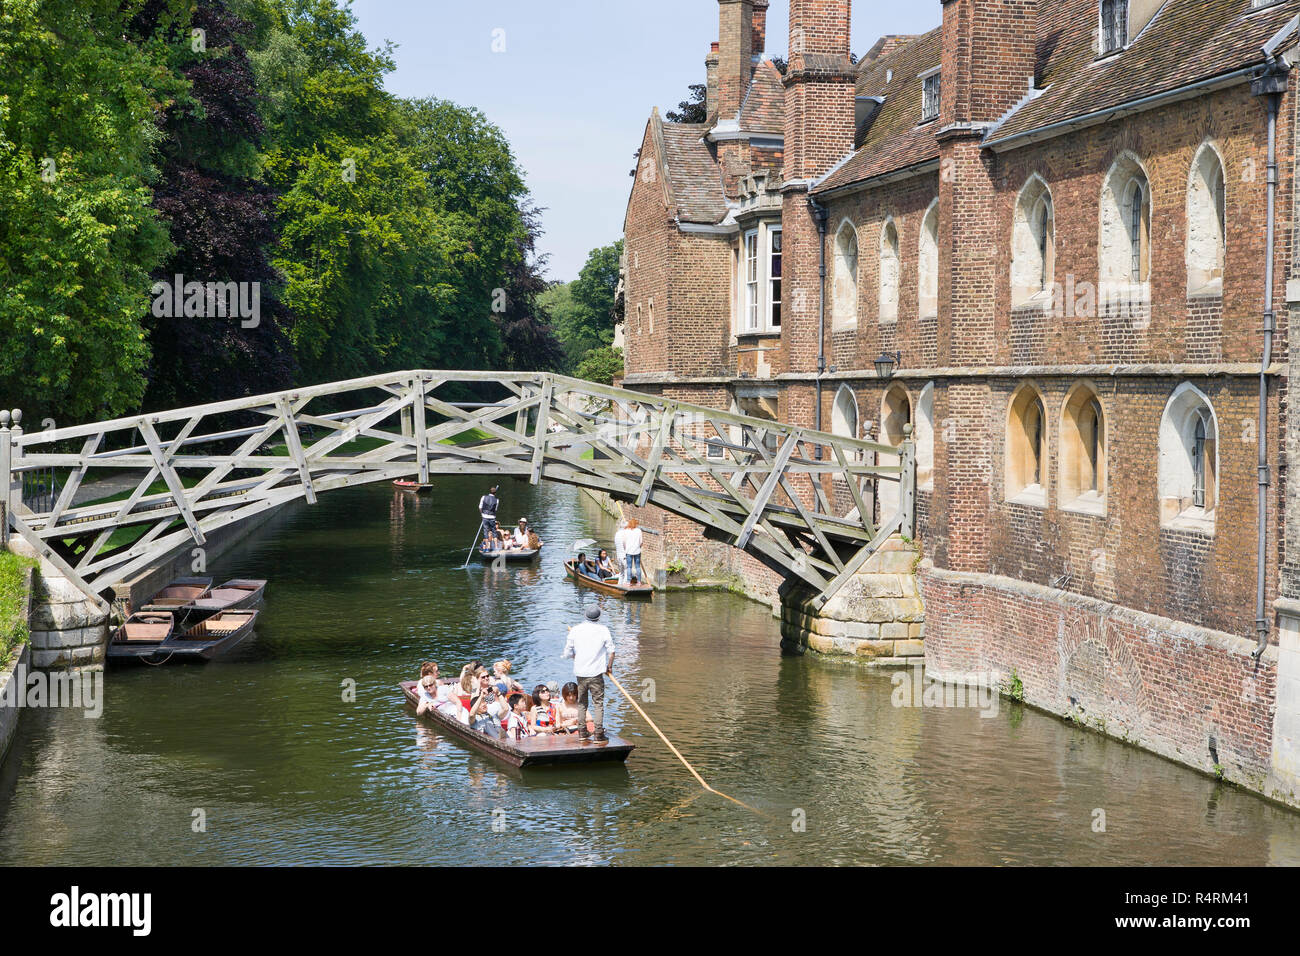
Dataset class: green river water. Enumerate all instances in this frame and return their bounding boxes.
[2,477,1299,865]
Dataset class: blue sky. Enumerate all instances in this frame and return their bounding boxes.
[348,1,939,281]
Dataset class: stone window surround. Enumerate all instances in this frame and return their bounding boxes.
[734,215,783,337]
[1159,381,1219,534]
[1059,383,1108,517]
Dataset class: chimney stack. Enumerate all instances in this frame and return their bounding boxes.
[752,0,769,54]
[716,0,754,119]
[706,42,720,119]
[939,0,1039,127]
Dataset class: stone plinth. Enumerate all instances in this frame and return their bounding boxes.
[780,534,925,664]
[11,541,109,671]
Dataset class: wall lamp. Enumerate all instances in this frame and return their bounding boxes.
[874,351,901,380]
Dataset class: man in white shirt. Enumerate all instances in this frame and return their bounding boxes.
[562,606,616,742]
[613,519,629,585]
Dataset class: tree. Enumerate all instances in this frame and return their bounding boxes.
[574,346,624,386]
[666,84,707,124]
[132,0,296,411]
[0,0,178,421]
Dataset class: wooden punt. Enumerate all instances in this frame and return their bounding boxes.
[107,612,177,661]
[182,579,267,619]
[477,545,541,563]
[564,560,654,599]
[164,610,260,661]
[399,680,634,768]
[393,479,434,493]
[140,577,212,612]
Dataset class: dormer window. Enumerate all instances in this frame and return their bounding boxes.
[1100,0,1128,55]
[921,70,941,122]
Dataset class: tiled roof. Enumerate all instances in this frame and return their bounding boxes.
[990,0,1296,143]
[813,0,1295,195]
[659,122,728,225]
[738,60,785,136]
[814,28,943,195]
[861,34,919,65]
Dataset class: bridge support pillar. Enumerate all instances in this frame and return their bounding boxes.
[779,534,924,664]
[9,538,108,671]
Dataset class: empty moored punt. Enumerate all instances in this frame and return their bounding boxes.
[140,577,212,612]
[165,610,260,661]
[478,545,541,563]
[182,579,267,619]
[108,610,260,663]
[564,560,653,599]
[107,612,177,661]
[399,681,634,768]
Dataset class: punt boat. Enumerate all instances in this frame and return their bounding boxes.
[478,544,541,563]
[139,577,212,612]
[399,680,634,768]
[564,560,654,599]
[108,609,260,663]
[106,612,177,661]
[167,610,260,661]
[393,479,434,493]
[182,579,267,619]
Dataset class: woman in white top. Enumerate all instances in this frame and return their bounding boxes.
[624,518,644,584]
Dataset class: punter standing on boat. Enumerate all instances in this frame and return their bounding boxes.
[614,518,630,585]
[563,607,615,742]
[479,485,501,536]
[623,518,644,585]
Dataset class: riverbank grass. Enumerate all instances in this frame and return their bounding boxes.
[0,552,36,667]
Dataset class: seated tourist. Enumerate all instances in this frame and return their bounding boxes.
[512,518,533,549]
[505,692,536,740]
[557,681,582,733]
[467,672,508,736]
[595,549,615,578]
[529,683,557,734]
[455,665,477,719]
[492,659,523,695]
[414,661,441,716]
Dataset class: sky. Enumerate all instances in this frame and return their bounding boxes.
[348,1,939,282]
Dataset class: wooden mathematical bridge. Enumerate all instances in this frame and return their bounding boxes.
[0,372,915,611]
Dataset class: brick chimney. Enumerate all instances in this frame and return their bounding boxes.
[706,42,720,119]
[783,0,856,182]
[752,0,769,54]
[717,0,754,120]
[781,0,856,397]
[939,0,1038,128]
[933,0,1038,575]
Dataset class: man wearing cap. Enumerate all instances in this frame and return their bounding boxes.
[478,485,501,536]
[562,606,616,742]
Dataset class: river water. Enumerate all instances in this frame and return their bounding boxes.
[2,477,1299,866]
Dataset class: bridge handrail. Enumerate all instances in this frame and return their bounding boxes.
[16,370,905,459]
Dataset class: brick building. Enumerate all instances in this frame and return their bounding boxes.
[622,0,1300,801]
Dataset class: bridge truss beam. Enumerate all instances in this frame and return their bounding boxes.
[2,372,915,607]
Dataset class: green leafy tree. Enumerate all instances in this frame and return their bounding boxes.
[574,346,624,386]
[552,240,623,372]
[0,0,179,421]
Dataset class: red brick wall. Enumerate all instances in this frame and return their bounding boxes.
[921,566,1278,786]
[624,121,675,378]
